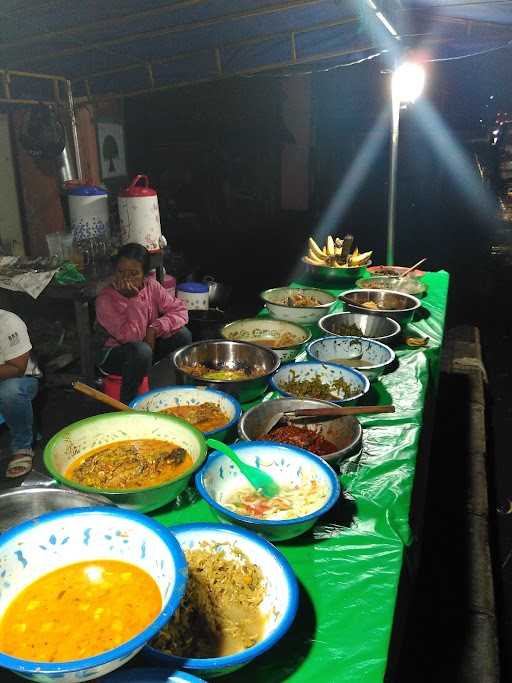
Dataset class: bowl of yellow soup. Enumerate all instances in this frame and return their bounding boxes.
[0,507,188,682]
[43,412,207,513]
[130,386,241,442]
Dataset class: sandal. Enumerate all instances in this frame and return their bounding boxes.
[6,450,34,479]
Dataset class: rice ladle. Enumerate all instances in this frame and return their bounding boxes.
[207,438,280,498]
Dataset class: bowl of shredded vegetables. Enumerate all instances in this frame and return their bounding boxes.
[195,441,341,542]
[145,523,299,677]
[238,398,362,465]
[270,360,369,405]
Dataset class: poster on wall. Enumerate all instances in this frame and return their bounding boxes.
[97,121,127,179]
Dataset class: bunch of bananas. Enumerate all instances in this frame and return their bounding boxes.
[302,236,373,269]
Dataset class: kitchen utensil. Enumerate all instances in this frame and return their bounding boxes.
[341,289,421,324]
[207,438,280,498]
[173,340,280,403]
[118,175,162,252]
[261,404,394,436]
[73,381,135,412]
[400,258,427,278]
[318,312,402,345]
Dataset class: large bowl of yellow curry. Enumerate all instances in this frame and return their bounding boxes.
[43,412,207,513]
[0,507,188,682]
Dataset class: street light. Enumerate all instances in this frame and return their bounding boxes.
[386,61,426,265]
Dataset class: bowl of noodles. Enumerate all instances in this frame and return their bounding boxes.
[43,412,207,513]
[173,340,280,404]
[145,523,298,678]
[130,386,241,442]
[195,441,340,542]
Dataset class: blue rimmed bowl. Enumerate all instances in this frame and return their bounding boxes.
[0,507,188,683]
[306,336,395,382]
[130,386,241,442]
[102,667,205,682]
[196,441,340,541]
[270,360,370,405]
[144,523,299,678]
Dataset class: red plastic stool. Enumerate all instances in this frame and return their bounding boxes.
[102,374,150,402]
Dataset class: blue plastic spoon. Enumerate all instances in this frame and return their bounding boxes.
[207,438,280,498]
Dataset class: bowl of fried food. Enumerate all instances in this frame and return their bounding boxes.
[173,340,280,404]
[145,523,299,677]
[340,289,421,324]
[221,318,311,361]
[260,287,337,325]
[302,235,372,284]
[43,412,207,513]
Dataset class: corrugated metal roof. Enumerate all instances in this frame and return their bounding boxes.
[0,0,510,99]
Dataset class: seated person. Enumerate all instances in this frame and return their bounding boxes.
[0,310,42,478]
[95,242,191,404]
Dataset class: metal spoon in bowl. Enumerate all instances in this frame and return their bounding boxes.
[400,258,427,278]
[207,438,280,498]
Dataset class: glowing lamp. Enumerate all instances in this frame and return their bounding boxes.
[392,62,426,104]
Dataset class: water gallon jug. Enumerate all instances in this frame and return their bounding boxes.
[118,175,162,252]
[68,185,110,242]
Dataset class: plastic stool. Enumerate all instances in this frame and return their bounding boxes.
[102,375,149,402]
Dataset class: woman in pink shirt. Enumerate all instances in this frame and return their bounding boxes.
[95,243,191,404]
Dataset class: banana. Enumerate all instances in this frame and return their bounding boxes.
[327,235,335,257]
[334,247,342,256]
[350,251,373,266]
[308,248,326,264]
[303,256,325,267]
[335,237,343,248]
[308,237,325,260]
[322,246,327,255]
[352,247,359,257]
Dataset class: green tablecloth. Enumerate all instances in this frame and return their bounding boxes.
[152,270,450,683]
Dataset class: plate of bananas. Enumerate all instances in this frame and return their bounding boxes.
[302,235,372,284]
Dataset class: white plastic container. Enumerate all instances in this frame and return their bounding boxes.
[176,282,209,310]
[68,185,109,242]
[118,175,162,252]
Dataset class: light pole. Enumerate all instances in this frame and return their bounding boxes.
[386,61,426,265]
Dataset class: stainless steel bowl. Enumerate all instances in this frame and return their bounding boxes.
[355,276,427,297]
[173,340,280,403]
[0,484,111,534]
[238,398,362,465]
[318,311,402,346]
[341,289,421,324]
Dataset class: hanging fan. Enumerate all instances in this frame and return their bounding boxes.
[20,104,66,160]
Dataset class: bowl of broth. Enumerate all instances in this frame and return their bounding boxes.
[144,523,298,678]
[306,336,395,382]
[44,412,207,513]
[130,386,241,442]
[221,318,311,362]
[0,507,187,682]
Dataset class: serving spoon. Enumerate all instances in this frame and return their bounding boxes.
[72,381,136,412]
[207,438,280,498]
[400,258,427,278]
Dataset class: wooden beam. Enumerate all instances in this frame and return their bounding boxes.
[19,0,332,65]
[0,68,67,81]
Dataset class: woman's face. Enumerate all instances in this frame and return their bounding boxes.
[116,257,144,289]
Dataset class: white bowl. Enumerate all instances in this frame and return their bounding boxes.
[196,441,341,541]
[271,360,370,405]
[221,318,311,362]
[130,386,241,441]
[261,287,337,325]
[0,508,188,683]
[307,336,395,382]
[144,523,299,678]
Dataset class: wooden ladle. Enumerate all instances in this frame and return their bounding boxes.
[73,381,136,412]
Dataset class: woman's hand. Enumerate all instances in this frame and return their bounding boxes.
[144,326,157,351]
[113,274,140,298]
